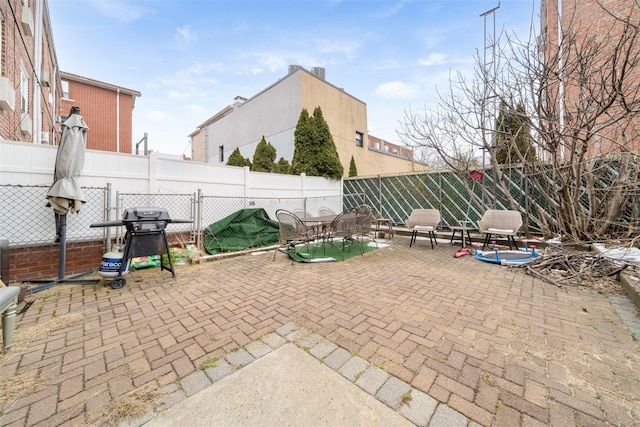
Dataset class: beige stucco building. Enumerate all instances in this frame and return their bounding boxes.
[190,66,426,177]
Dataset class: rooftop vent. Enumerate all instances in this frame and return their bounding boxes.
[288,65,304,74]
[311,67,326,80]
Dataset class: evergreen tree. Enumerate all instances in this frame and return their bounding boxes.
[311,106,343,179]
[226,147,251,167]
[495,101,536,164]
[291,107,343,179]
[348,156,358,177]
[291,108,315,175]
[251,136,277,172]
[274,157,291,174]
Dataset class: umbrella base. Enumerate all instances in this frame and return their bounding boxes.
[24,271,101,295]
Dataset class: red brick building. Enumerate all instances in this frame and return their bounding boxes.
[0,0,59,145]
[59,72,141,153]
[0,1,141,153]
[540,0,640,155]
[367,134,413,160]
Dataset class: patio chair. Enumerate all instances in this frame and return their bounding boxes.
[325,209,363,260]
[273,209,316,261]
[317,207,337,216]
[0,286,19,351]
[405,209,440,249]
[477,209,523,250]
[354,204,377,247]
[292,208,312,218]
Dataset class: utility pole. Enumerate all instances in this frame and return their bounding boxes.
[480,2,500,210]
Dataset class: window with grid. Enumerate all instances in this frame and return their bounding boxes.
[355,131,363,147]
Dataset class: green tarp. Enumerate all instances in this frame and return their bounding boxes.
[203,208,280,254]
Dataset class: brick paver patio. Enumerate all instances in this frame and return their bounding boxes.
[1,237,639,426]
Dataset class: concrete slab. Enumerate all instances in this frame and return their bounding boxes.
[143,343,414,427]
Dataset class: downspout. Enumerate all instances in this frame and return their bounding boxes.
[116,88,121,152]
[33,0,44,145]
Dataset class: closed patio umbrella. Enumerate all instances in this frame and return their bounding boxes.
[28,106,98,291]
[47,106,87,215]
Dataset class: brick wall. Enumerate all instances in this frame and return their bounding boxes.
[8,241,104,284]
[542,0,640,154]
[7,232,193,284]
[0,0,59,144]
[59,76,137,153]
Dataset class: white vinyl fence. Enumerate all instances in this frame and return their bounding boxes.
[0,141,343,247]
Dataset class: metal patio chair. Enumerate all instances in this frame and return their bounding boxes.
[273,209,317,261]
[325,209,363,260]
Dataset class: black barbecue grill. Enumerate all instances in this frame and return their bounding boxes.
[91,207,192,289]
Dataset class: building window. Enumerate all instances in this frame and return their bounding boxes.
[219,145,224,162]
[20,64,28,112]
[355,132,363,147]
[61,79,69,99]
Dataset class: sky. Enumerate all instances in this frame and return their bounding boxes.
[48,0,538,156]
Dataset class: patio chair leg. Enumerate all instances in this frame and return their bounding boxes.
[429,231,435,249]
[410,230,417,247]
[482,233,492,250]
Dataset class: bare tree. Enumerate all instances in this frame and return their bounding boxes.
[399,1,640,242]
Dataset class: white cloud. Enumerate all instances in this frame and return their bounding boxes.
[89,0,153,23]
[145,111,174,121]
[374,0,411,18]
[375,81,419,100]
[418,53,448,66]
[418,52,474,67]
[316,38,360,60]
[186,104,207,114]
[176,25,198,42]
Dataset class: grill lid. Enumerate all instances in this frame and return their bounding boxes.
[122,207,171,222]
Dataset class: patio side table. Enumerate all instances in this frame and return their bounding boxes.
[450,225,473,248]
[375,218,394,238]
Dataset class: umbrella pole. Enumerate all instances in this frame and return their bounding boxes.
[57,213,66,280]
[23,213,100,295]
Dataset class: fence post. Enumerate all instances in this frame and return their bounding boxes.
[148,152,158,193]
[196,189,202,249]
[244,166,250,199]
[378,175,382,217]
[106,183,112,252]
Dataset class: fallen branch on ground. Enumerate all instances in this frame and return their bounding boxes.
[512,244,636,294]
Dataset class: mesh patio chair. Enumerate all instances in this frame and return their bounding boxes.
[354,204,377,247]
[477,209,523,249]
[317,207,337,216]
[273,209,316,261]
[405,209,441,249]
[292,208,312,218]
[324,209,363,260]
